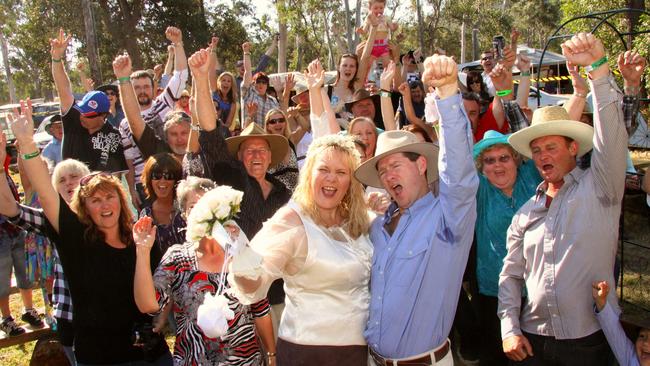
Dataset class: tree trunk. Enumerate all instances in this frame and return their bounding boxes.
[472,27,479,61]
[460,20,466,64]
[354,0,362,45]
[277,0,287,73]
[415,0,424,53]
[82,0,102,84]
[324,12,335,70]
[344,0,353,53]
[0,30,16,103]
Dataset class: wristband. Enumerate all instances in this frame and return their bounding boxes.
[379,89,392,98]
[243,52,251,56]
[624,85,640,95]
[520,71,530,77]
[495,89,512,97]
[118,76,131,84]
[585,56,608,72]
[191,124,201,131]
[51,57,63,63]
[573,91,586,98]
[267,352,276,357]
[22,150,40,160]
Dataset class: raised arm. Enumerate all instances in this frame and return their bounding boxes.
[164,45,175,76]
[379,61,397,130]
[133,216,162,314]
[355,23,377,90]
[422,54,479,230]
[113,54,146,141]
[187,81,200,154]
[397,82,426,129]
[241,42,253,90]
[8,100,60,233]
[562,33,629,203]
[489,63,515,130]
[76,61,95,93]
[166,27,187,73]
[207,37,220,93]
[514,53,532,110]
[563,60,589,121]
[50,29,74,113]
[619,50,645,135]
[305,59,339,138]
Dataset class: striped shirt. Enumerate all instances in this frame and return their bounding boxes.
[120,69,188,182]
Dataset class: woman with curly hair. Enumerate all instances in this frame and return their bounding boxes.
[229,134,373,366]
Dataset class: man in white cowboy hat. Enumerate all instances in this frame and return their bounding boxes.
[356,54,479,366]
[498,33,636,365]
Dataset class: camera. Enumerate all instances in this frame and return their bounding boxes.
[492,35,506,60]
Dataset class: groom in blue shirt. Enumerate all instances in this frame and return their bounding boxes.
[355,54,478,365]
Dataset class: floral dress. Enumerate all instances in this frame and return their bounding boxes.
[153,242,270,366]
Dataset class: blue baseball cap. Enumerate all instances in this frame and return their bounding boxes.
[74,91,110,117]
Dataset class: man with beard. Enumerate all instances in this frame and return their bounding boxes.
[118,26,188,207]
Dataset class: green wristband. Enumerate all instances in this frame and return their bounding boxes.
[22,150,40,160]
[118,76,131,84]
[496,89,512,97]
[520,71,530,77]
[379,90,392,98]
[51,57,63,63]
[585,56,608,72]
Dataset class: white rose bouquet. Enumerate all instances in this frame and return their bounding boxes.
[185,185,244,245]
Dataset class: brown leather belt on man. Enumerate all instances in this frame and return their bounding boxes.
[369,339,450,366]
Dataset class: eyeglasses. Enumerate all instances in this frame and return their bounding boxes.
[267,117,286,125]
[482,154,512,165]
[481,56,493,61]
[255,79,269,85]
[151,171,179,181]
[79,172,112,187]
[469,80,481,85]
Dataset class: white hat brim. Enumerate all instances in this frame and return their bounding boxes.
[508,120,594,159]
[354,142,439,188]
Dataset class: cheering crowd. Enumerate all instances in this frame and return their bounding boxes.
[1,1,650,365]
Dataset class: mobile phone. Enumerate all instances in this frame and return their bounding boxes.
[493,35,506,60]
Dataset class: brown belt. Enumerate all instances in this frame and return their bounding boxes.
[369,340,450,366]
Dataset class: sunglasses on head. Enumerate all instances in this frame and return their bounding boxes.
[151,171,178,181]
[80,172,112,187]
[267,117,286,125]
[482,154,512,166]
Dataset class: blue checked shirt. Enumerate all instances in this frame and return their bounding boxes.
[365,93,479,358]
[8,204,73,321]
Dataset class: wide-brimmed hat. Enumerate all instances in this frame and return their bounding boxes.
[43,114,62,135]
[291,83,309,104]
[226,123,289,168]
[508,106,594,159]
[354,130,439,188]
[344,89,380,112]
[96,83,118,95]
[621,313,650,340]
[473,130,511,159]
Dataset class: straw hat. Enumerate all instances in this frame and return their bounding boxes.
[354,130,439,188]
[225,123,289,168]
[508,106,593,159]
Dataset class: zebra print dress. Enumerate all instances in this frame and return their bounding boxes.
[153,242,270,366]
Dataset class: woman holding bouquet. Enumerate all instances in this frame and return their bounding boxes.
[133,185,276,366]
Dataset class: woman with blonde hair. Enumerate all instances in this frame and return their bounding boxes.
[229,134,372,366]
[264,108,301,191]
[8,100,171,365]
[214,72,238,130]
[348,116,379,161]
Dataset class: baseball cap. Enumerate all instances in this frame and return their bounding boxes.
[75,91,110,117]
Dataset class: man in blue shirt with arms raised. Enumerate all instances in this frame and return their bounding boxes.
[355,54,478,366]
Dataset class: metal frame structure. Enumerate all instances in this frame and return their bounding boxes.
[536,8,650,107]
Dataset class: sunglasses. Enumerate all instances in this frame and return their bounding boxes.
[267,117,286,125]
[80,172,112,187]
[481,56,493,61]
[151,171,179,181]
[255,79,269,85]
[482,154,512,165]
[469,80,481,85]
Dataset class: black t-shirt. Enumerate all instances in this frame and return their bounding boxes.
[48,196,162,364]
[62,106,128,172]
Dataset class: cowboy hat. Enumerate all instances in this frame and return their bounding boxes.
[354,130,439,188]
[344,89,381,112]
[620,313,650,341]
[291,82,309,104]
[42,114,63,135]
[473,130,511,159]
[226,123,289,168]
[508,106,593,159]
[96,83,118,95]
